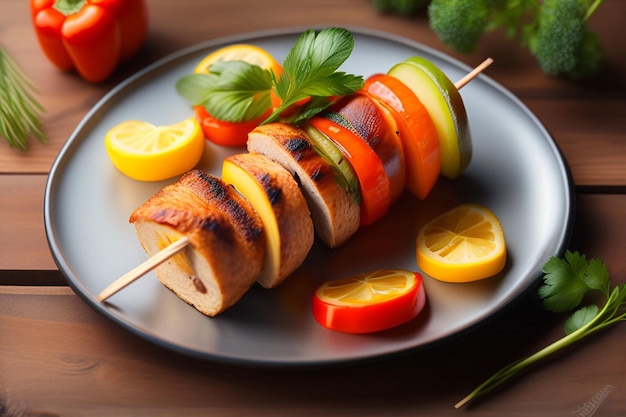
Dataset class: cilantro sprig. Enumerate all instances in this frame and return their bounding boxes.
[456,251,626,408]
[176,27,364,126]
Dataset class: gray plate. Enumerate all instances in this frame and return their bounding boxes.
[44,27,574,366]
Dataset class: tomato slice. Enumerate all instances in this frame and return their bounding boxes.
[312,269,426,334]
[309,115,390,226]
[331,94,406,204]
[361,74,440,200]
[193,106,270,147]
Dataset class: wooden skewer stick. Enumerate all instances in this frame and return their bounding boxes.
[455,57,494,90]
[97,236,191,302]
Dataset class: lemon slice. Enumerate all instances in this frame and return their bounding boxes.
[105,118,204,181]
[416,204,506,282]
[312,269,427,333]
[194,44,283,75]
[316,269,416,305]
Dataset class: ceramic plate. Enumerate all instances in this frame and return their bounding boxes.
[44,27,574,366]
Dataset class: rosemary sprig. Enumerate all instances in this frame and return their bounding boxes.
[0,46,46,150]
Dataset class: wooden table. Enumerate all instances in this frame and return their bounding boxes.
[2,0,625,415]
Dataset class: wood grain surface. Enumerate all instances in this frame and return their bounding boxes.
[1,0,625,416]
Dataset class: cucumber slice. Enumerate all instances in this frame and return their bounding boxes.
[303,123,360,204]
[388,57,472,179]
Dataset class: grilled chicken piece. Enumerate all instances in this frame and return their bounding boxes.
[129,170,265,317]
[247,123,360,248]
[222,152,314,288]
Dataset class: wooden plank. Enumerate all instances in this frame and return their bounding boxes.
[521,98,626,187]
[1,194,625,416]
[523,98,626,137]
[0,284,624,417]
[563,133,626,187]
[0,175,56,270]
[569,194,626,267]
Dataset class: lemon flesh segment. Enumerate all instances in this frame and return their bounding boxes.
[417,204,506,282]
[317,270,415,306]
[105,118,204,182]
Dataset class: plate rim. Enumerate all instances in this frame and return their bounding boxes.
[43,25,576,367]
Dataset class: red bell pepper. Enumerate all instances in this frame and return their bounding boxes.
[30,0,148,82]
[193,105,271,147]
[361,74,441,200]
[309,115,391,227]
[312,270,427,334]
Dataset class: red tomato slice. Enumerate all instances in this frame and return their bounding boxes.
[332,93,406,204]
[193,106,270,147]
[312,269,426,334]
[309,115,391,226]
[361,74,441,200]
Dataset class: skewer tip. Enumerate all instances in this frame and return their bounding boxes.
[97,236,191,303]
[455,57,494,90]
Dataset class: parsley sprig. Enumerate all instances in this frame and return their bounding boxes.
[176,27,364,126]
[456,251,626,408]
[0,46,46,150]
[267,28,364,124]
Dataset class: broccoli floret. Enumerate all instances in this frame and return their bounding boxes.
[373,0,605,79]
[530,0,602,78]
[428,0,490,53]
[568,30,604,79]
[372,0,428,15]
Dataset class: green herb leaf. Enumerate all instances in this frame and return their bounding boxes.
[200,61,272,122]
[175,61,273,122]
[264,28,364,124]
[585,257,610,296]
[283,28,354,82]
[0,46,46,150]
[564,304,598,335]
[456,250,626,409]
[539,251,592,312]
[175,73,218,105]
